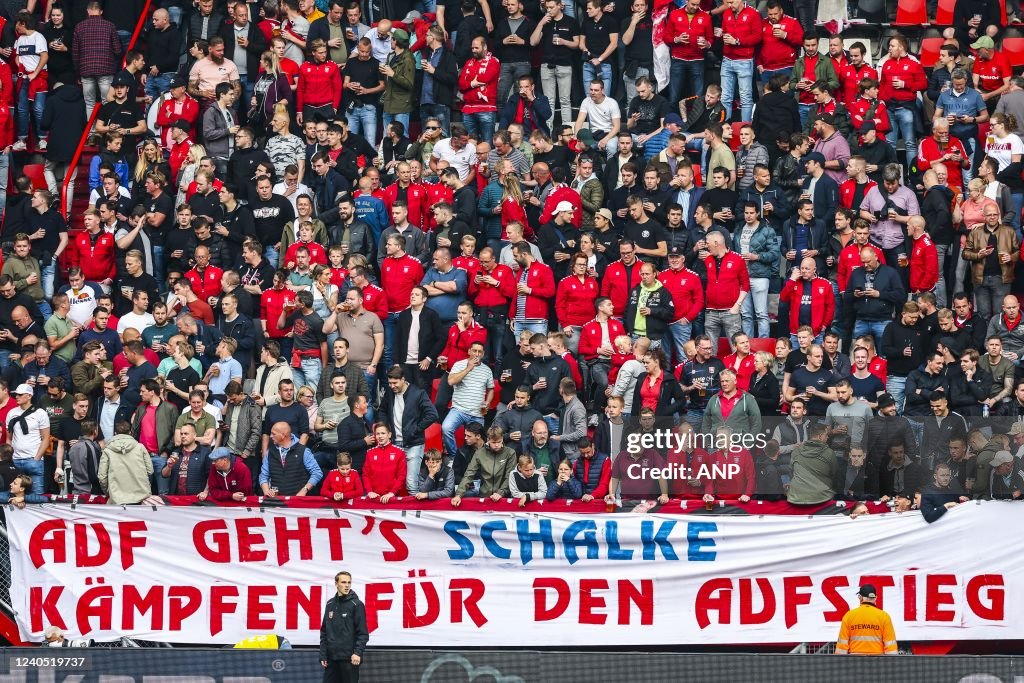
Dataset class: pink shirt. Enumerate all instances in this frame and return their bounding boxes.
[139,404,159,454]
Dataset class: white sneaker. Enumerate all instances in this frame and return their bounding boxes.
[11,139,26,151]
[36,139,46,151]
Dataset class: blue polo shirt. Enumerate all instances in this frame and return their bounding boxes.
[421,266,468,325]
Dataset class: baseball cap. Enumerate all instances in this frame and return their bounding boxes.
[859,121,876,134]
[391,28,409,43]
[169,75,186,89]
[991,450,1015,467]
[12,384,32,396]
[817,112,836,126]
[668,246,685,257]
[554,200,575,214]
[1010,422,1024,436]
[576,128,596,146]
[208,447,232,461]
[596,208,613,223]
[876,393,895,409]
[804,151,827,165]
[112,72,135,88]
[971,36,995,50]
[858,584,877,599]
[664,113,684,126]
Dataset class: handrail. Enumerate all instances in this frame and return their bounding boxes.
[60,0,155,219]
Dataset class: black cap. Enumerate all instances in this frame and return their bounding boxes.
[111,72,135,88]
[859,121,876,134]
[172,119,191,132]
[858,584,877,599]
[876,393,895,409]
[667,246,684,257]
[169,75,186,89]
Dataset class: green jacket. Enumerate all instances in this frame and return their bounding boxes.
[382,49,416,114]
[790,54,839,95]
[786,439,837,505]
[99,433,154,504]
[1,254,43,303]
[972,441,1002,499]
[457,445,517,497]
[575,177,604,229]
[701,391,762,437]
[130,399,180,456]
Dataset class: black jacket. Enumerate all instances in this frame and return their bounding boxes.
[218,21,268,84]
[750,370,780,417]
[309,168,351,216]
[524,353,572,415]
[879,321,927,377]
[426,46,459,109]
[218,313,257,371]
[877,458,926,498]
[630,371,687,417]
[844,264,906,323]
[319,590,369,661]
[499,94,553,138]
[394,306,446,365]
[146,23,182,75]
[921,185,955,246]
[863,415,918,468]
[378,383,438,448]
[781,218,829,275]
[833,458,878,500]
[603,152,644,197]
[40,83,87,163]
[337,413,372,470]
[752,90,801,146]
[903,368,948,416]
[946,366,992,416]
[799,173,840,225]
[623,284,674,339]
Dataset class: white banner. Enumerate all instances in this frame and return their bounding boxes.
[5,504,1016,645]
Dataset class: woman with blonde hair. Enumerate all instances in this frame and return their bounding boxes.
[132,139,169,203]
[176,143,207,207]
[499,168,528,241]
[250,50,292,137]
[749,350,781,417]
[264,102,305,182]
[984,111,1024,232]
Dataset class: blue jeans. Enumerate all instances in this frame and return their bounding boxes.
[583,61,613,96]
[0,349,11,370]
[685,408,704,430]
[117,29,132,53]
[798,102,814,127]
[669,60,704,113]
[347,103,378,145]
[664,319,692,367]
[383,311,400,371]
[403,443,425,495]
[887,105,917,171]
[17,82,44,141]
[41,258,56,300]
[145,73,173,103]
[887,375,907,414]
[462,111,495,144]
[742,277,770,338]
[151,455,168,495]
[720,58,753,122]
[852,319,890,344]
[442,408,483,459]
[624,66,650,104]
[759,67,793,86]
[542,414,560,438]
[36,298,52,319]
[297,357,322,391]
[14,457,43,494]
[264,244,279,268]
[238,75,255,123]
[830,280,844,334]
[420,103,451,135]
[1011,192,1024,236]
[382,112,410,141]
[152,244,166,292]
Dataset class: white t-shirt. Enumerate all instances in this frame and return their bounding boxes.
[14,32,47,73]
[118,311,156,334]
[986,133,1024,174]
[431,138,478,181]
[579,96,621,133]
[63,285,101,326]
[7,406,49,460]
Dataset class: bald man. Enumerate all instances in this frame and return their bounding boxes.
[845,245,905,343]
[907,216,939,298]
[781,257,835,344]
[259,421,323,497]
[988,295,1024,362]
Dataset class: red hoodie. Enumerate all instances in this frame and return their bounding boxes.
[721,4,762,61]
[459,52,500,113]
[297,58,342,109]
[757,14,803,71]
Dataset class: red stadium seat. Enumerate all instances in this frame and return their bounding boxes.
[919,37,945,68]
[21,164,47,191]
[717,338,733,358]
[749,338,778,354]
[934,0,955,25]
[1002,38,1024,68]
[894,0,927,25]
[424,423,442,452]
[729,122,746,152]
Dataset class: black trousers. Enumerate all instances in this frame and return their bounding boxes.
[323,658,360,683]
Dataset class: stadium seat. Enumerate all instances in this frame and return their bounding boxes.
[424,423,442,452]
[717,338,733,358]
[749,338,778,354]
[21,164,46,191]
[729,122,746,152]
[893,0,926,25]
[1002,38,1024,68]
[919,37,944,68]
[934,0,955,25]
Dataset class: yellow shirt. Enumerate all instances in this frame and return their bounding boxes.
[835,604,898,655]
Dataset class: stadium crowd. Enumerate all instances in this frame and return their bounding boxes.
[0,0,1021,518]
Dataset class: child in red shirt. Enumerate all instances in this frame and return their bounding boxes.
[321,454,365,501]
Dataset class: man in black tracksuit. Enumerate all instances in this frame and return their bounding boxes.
[320,571,369,683]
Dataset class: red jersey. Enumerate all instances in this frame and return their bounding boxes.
[441,321,487,366]
[600,259,644,317]
[722,353,756,391]
[362,444,407,496]
[296,59,342,109]
[974,53,1011,93]
[555,275,599,327]
[837,241,885,291]
[155,95,199,150]
[757,15,803,71]
[283,240,329,267]
[361,282,388,320]
[665,7,713,62]
[848,96,890,137]
[380,254,425,313]
[509,262,556,321]
[703,252,750,310]
[578,317,627,361]
[879,56,926,104]
[780,276,835,337]
[657,266,704,323]
[839,63,878,108]
[73,230,116,282]
[909,233,939,294]
[382,182,429,229]
[458,52,500,113]
[720,4,762,61]
[917,135,969,190]
[185,265,224,304]
[321,470,365,499]
[452,255,481,284]
[709,447,756,497]
[468,263,516,309]
[839,178,878,212]
[260,287,297,338]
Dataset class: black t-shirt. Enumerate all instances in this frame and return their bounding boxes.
[784,350,834,374]
[627,94,669,135]
[97,98,144,151]
[581,14,616,60]
[621,14,653,68]
[165,227,196,275]
[534,145,572,175]
[343,56,381,106]
[849,373,884,402]
[287,310,326,352]
[790,366,835,415]
[494,15,537,63]
[189,189,220,221]
[54,415,83,448]
[625,219,667,257]
[166,365,201,412]
[701,188,739,216]
[540,15,580,66]
[249,194,295,246]
[145,192,175,245]
[262,402,309,437]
